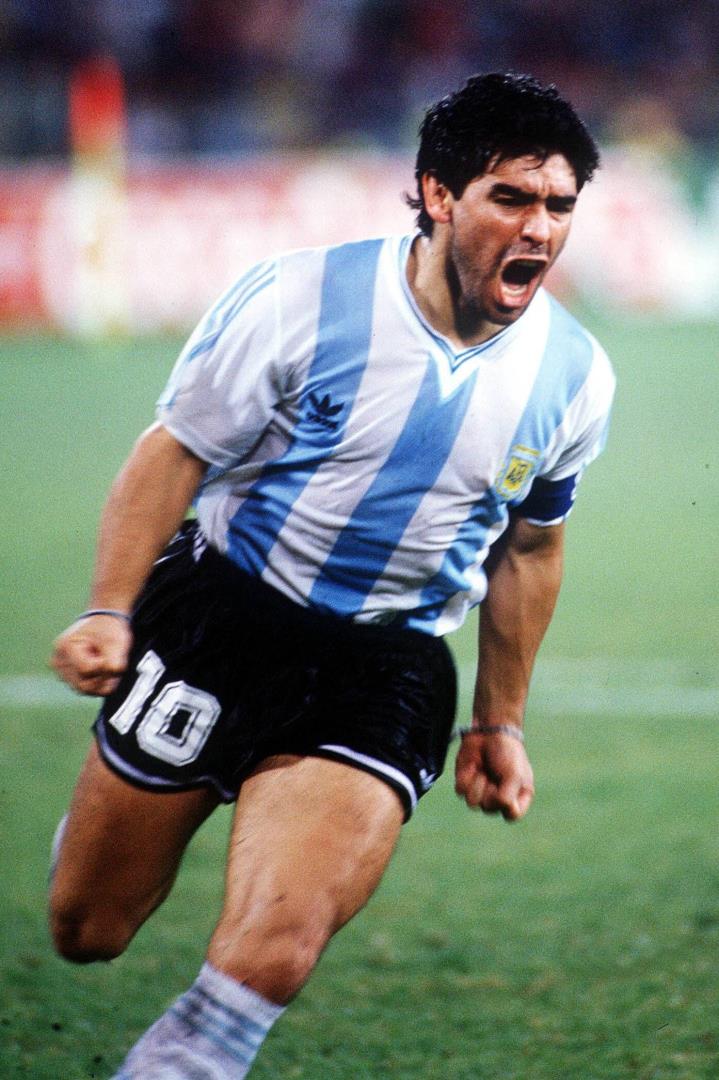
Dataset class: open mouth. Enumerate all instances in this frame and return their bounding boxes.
[501,258,546,287]
[496,257,547,310]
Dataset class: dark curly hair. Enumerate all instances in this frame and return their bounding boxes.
[406,72,600,235]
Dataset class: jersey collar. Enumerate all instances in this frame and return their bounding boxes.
[396,233,531,371]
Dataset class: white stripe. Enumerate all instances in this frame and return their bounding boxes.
[95,727,236,800]
[0,675,93,709]
[460,658,719,718]
[3,659,718,717]
[318,744,418,810]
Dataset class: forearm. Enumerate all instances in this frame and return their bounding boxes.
[473,519,564,727]
[88,423,207,613]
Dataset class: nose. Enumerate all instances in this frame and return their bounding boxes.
[521,204,551,246]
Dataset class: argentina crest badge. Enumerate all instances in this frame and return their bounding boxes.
[495,444,540,501]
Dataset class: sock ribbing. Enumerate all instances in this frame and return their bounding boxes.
[114,962,284,1079]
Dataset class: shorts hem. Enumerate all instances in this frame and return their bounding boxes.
[94,730,236,803]
[310,743,419,820]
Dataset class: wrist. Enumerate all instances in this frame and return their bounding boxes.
[458,723,525,744]
[87,591,135,618]
[76,608,132,624]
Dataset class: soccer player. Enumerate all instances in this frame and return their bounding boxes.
[50,73,614,1078]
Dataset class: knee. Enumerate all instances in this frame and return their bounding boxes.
[251,927,326,1002]
[49,893,135,964]
[209,918,329,1004]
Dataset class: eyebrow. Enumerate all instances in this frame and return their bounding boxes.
[490,183,577,209]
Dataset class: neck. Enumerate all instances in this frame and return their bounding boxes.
[406,233,504,349]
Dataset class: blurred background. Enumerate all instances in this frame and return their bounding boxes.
[3,5,719,1077]
[3,0,717,157]
[1,0,719,333]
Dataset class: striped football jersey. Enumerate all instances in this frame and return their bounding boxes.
[157,234,615,635]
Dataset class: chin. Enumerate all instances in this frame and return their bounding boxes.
[493,287,543,324]
[492,305,527,326]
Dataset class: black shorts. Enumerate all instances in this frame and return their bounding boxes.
[94,523,457,819]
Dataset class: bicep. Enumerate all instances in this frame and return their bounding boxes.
[117,423,209,504]
[135,422,208,467]
[484,517,564,588]
[506,516,565,558]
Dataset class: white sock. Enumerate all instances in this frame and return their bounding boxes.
[113,961,285,1079]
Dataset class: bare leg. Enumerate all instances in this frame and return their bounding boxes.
[114,754,405,1077]
[207,754,405,1003]
[49,741,220,962]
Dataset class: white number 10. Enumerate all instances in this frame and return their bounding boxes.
[107,649,221,766]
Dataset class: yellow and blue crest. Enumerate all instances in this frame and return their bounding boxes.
[495,444,540,500]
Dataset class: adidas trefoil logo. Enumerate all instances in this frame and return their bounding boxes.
[418,768,437,792]
[305,390,344,431]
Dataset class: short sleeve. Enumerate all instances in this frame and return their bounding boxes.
[156,259,280,468]
[538,339,615,482]
[515,337,615,525]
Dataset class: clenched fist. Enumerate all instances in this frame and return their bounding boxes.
[455,728,535,821]
[51,614,133,697]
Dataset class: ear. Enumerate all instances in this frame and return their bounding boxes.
[421,173,453,226]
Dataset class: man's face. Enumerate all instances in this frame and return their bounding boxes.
[446,153,578,328]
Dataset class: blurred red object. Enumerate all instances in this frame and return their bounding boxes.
[68,56,127,160]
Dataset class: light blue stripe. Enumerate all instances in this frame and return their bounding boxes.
[170,1009,255,1066]
[508,296,594,468]
[227,238,384,575]
[170,1001,258,1064]
[406,490,506,631]
[308,359,478,614]
[192,986,268,1045]
[412,297,595,632]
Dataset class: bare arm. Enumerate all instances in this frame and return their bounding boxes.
[455,516,565,820]
[51,423,207,697]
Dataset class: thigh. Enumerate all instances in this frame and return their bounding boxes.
[207,754,404,997]
[51,741,219,927]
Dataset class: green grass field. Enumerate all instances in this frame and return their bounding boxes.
[1,315,718,1078]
